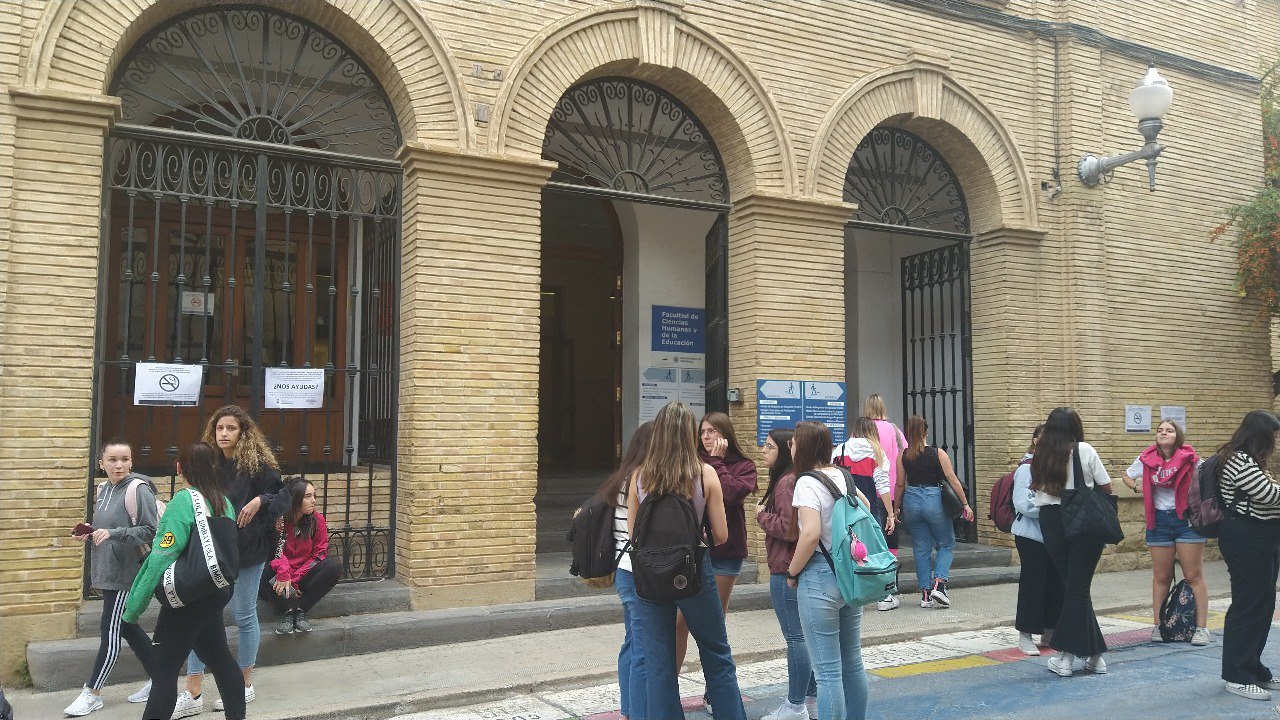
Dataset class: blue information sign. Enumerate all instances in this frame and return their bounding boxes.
[756,379,847,445]
[651,306,705,354]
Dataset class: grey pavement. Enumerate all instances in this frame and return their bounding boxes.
[8,561,1232,720]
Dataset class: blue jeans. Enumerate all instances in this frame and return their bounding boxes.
[188,561,264,674]
[797,555,868,720]
[902,486,955,590]
[615,569,648,720]
[770,573,817,705]
[634,560,745,720]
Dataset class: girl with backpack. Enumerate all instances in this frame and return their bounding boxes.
[627,402,746,720]
[1030,407,1113,678]
[1119,419,1209,646]
[63,439,158,717]
[834,416,899,611]
[597,421,653,720]
[174,405,286,718]
[785,420,873,720]
[1011,424,1063,656]
[672,411,757,680]
[1215,410,1280,701]
[893,415,973,609]
[755,427,817,720]
[122,442,247,720]
[264,478,341,634]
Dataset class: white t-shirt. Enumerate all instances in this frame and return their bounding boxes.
[614,489,632,572]
[792,467,848,551]
[1033,442,1113,506]
[1126,458,1176,511]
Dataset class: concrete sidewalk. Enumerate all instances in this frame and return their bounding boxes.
[9,561,1231,720]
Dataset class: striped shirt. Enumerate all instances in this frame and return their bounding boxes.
[1220,451,1280,521]
[614,490,632,572]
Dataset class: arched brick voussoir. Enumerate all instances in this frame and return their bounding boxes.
[490,6,795,198]
[25,0,470,148]
[806,64,1038,232]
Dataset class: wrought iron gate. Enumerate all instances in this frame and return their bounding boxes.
[90,6,401,588]
[900,242,976,541]
[704,215,729,414]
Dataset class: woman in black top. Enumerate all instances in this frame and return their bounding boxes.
[893,415,972,609]
[1215,410,1280,701]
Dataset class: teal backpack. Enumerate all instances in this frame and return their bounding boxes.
[802,468,899,606]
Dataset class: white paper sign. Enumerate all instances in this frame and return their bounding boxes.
[134,363,203,406]
[1125,404,1152,433]
[1160,405,1187,433]
[265,368,326,409]
[180,291,215,316]
[639,367,681,423]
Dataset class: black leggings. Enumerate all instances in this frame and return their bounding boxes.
[88,589,154,690]
[144,588,245,720]
[1014,534,1064,636]
[263,557,342,613]
[1039,505,1107,658]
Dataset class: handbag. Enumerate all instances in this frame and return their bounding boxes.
[940,479,964,519]
[1060,446,1124,545]
[155,489,240,609]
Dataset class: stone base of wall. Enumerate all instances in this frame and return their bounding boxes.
[410,578,535,611]
[1,611,75,685]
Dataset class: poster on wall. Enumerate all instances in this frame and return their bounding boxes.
[640,367,681,422]
[133,363,204,406]
[265,368,326,409]
[680,368,707,419]
[1125,404,1152,433]
[641,305,707,422]
[756,379,847,445]
[1160,405,1187,432]
[651,306,705,354]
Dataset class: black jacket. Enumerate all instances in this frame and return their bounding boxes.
[218,455,288,568]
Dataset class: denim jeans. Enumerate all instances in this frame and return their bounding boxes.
[770,573,817,705]
[797,554,868,720]
[634,560,745,720]
[902,486,954,590]
[188,561,265,674]
[615,569,648,720]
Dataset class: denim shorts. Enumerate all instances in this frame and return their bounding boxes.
[709,555,744,577]
[1145,508,1206,547]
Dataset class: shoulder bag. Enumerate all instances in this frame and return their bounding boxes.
[155,490,241,609]
[1060,446,1124,545]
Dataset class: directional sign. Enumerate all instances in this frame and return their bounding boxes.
[804,381,847,442]
[757,379,847,445]
[134,363,203,406]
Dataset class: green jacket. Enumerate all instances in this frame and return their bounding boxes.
[123,489,235,623]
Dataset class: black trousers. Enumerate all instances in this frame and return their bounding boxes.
[263,557,342,613]
[1220,515,1280,685]
[144,587,245,720]
[1039,505,1107,658]
[1014,534,1064,636]
[87,588,154,690]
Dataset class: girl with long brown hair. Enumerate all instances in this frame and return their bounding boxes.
[626,402,745,720]
[175,405,286,717]
[266,478,340,634]
[123,442,245,720]
[604,421,654,720]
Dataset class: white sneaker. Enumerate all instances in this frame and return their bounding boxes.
[877,594,901,611]
[919,591,935,609]
[1048,653,1074,677]
[127,680,152,704]
[929,580,952,608]
[171,690,203,719]
[1150,626,1164,643]
[1225,682,1271,700]
[1018,632,1041,656]
[64,686,103,717]
[1084,655,1108,674]
[1191,627,1211,646]
[761,701,808,720]
[806,697,818,720]
[212,685,254,712]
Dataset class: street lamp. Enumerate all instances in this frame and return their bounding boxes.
[1078,65,1174,191]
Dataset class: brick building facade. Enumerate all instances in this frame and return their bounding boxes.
[0,0,1276,679]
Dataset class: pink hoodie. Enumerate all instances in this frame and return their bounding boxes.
[1137,443,1199,530]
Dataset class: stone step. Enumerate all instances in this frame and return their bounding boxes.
[28,559,1017,692]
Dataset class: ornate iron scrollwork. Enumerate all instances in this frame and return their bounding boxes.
[543,77,728,204]
[112,7,400,159]
[844,128,970,234]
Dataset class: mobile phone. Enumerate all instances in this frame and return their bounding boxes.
[72,523,93,537]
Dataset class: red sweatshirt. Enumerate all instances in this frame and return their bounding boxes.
[269,511,330,585]
[700,450,758,560]
[756,471,799,574]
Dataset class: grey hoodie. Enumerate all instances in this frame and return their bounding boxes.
[90,473,160,591]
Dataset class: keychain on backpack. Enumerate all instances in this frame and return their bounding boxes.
[850,532,868,566]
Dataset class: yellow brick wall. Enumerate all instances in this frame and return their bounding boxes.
[1,0,1276,680]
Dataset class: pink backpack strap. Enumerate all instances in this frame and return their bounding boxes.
[123,477,147,526]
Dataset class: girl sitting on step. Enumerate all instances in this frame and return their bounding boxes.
[265,478,341,634]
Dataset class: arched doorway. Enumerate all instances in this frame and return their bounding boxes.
[534,77,730,554]
[843,126,976,540]
[94,6,402,581]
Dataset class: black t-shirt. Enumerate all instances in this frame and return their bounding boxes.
[902,446,945,487]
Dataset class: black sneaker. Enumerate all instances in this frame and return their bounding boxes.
[275,610,296,634]
[930,579,951,608]
[294,610,313,633]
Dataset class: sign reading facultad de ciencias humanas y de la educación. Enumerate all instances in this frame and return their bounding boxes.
[641,306,707,422]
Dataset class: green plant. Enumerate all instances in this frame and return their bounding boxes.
[1211,59,1280,318]
[12,659,32,689]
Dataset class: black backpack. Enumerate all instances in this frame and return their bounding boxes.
[628,483,706,602]
[1158,569,1197,642]
[567,495,622,582]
